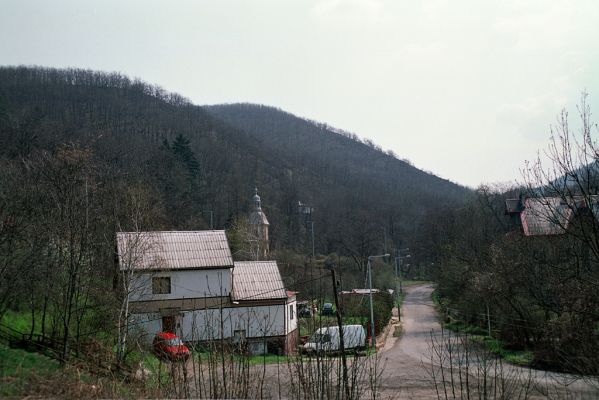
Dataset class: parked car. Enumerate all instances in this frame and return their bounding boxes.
[303,325,366,354]
[153,332,191,361]
[298,302,312,318]
[321,302,334,316]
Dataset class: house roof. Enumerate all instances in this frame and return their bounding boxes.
[505,198,524,214]
[521,198,572,236]
[117,230,233,271]
[232,261,286,301]
[505,195,599,236]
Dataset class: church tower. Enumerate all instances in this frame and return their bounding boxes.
[249,187,270,259]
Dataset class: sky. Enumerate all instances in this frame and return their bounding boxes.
[1,0,598,187]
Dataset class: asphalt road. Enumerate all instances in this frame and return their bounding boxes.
[377,284,446,399]
[378,284,599,399]
[183,284,598,399]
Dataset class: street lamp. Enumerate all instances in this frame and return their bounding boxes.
[395,248,411,296]
[368,253,389,350]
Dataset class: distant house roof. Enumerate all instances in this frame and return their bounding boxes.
[505,196,599,236]
[232,261,286,301]
[520,198,572,236]
[117,230,233,271]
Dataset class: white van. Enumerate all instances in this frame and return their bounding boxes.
[303,325,366,353]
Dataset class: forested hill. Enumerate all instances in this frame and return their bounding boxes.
[206,103,466,204]
[0,66,469,261]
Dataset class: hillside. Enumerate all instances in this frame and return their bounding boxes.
[0,66,469,262]
[0,66,472,391]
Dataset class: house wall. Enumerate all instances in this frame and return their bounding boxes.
[286,300,297,334]
[129,268,232,302]
[129,312,162,344]
[131,303,289,343]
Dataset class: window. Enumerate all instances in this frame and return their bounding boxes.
[233,330,246,344]
[289,304,295,320]
[152,277,171,294]
[311,333,331,343]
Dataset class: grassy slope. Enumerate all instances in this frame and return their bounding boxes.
[0,344,60,396]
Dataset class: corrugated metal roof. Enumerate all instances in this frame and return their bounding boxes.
[232,261,286,301]
[521,198,572,236]
[117,230,233,271]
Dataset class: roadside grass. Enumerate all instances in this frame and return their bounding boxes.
[444,321,487,336]
[470,336,534,366]
[246,353,288,365]
[182,347,289,366]
[393,325,402,338]
[442,321,534,367]
[396,292,406,308]
[434,289,533,368]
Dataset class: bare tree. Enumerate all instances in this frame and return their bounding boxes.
[521,93,599,376]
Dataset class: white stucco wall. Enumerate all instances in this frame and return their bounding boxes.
[129,268,232,302]
[131,303,290,343]
[130,312,162,344]
[286,300,297,334]
[180,305,285,341]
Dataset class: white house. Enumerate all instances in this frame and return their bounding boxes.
[116,192,298,354]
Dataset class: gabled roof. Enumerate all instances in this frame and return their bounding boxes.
[117,230,233,271]
[507,195,599,236]
[232,261,286,301]
[521,198,572,236]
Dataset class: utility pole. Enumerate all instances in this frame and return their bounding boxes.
[202,210,214,229]
[327,260,349,399]
[368,253,389,350]
[486,304,492,337]
[310,221,315,260]
[383,229,387,254]
[395,248,410,321]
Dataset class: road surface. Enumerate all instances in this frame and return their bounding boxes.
[181,284,598,399]
[378,284,599,399]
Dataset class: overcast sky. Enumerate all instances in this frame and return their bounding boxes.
[1,0,598,187]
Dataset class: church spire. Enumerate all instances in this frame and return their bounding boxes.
[249,187,269,259]
[253,187,262,211]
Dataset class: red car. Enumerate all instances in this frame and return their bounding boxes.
[152,332,191,361]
